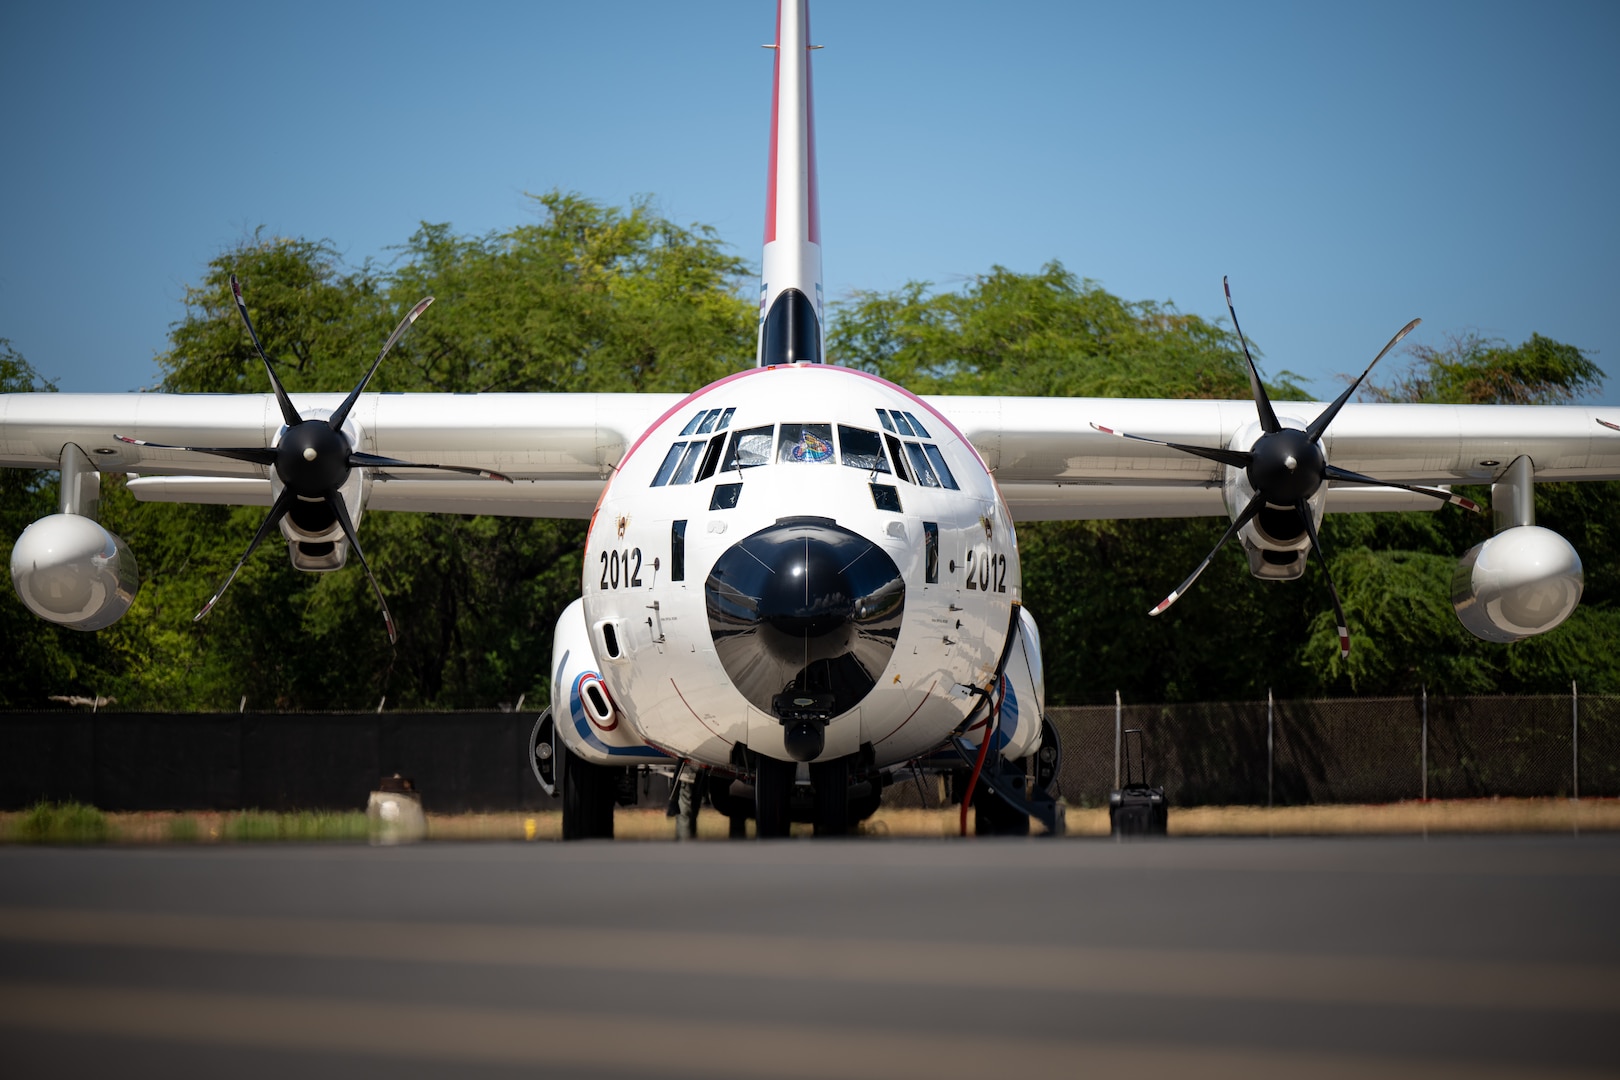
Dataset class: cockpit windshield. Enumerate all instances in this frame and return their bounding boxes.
[838,426,889,473]
[777,423,836,464]
[721,425,774,471]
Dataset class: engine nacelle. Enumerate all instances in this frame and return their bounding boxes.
[272,409,369,572]
[1452,525,1583,643]
[1223,418,1322,581]
[9,514,140,630]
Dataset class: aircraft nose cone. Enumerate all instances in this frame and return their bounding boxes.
[705,517,905,721]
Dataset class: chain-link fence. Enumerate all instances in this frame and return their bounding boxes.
[1043,692,1619,807]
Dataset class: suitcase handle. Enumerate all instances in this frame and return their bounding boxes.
[1122,727,1149,787]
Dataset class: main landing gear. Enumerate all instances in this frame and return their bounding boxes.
[559,740,633,841]
[667,752,873,839]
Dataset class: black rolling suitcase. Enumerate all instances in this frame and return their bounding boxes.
[1109,727,1167,836]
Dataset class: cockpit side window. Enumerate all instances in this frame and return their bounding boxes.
[671,441,707,485]
[694,432,726,482]
[921,444,958,489]
[904,442,941,487]
[888,410,916,437]
[721,425,774,471]
[838,426,890,473]
[902,411,931,438]
[876,410,896,434]
[679,411,707,437]
[884,433,910,483]
[651,443,687,486]
[776,423,836,464]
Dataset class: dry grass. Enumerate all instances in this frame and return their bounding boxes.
[2,798,1615,844]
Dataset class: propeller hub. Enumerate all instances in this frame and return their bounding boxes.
[276,420,351,494]
[1247,427,1324,503]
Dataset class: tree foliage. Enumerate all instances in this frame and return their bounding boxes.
[1364,331,1603,406]
[3,195,754,710]
[2,201,1615,709]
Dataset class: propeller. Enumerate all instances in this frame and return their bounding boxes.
[1600,418,1619,432]
[1092,277,1484,658]
[116,274,512,643]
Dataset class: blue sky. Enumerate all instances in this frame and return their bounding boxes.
[2,1,1616,404]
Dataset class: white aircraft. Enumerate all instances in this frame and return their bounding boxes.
[3,0,1617,839]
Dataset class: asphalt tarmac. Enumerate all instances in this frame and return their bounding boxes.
[0,835,1616,1079]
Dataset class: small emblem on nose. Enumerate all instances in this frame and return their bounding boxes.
[303,447,317,461]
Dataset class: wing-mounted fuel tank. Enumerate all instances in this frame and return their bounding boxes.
[1452,456,1584,643]
[10,514,140,630]
[1452,526,1583,643]
[1221,418,1321,582]
[550,597,668,767]
[8,443,139,630]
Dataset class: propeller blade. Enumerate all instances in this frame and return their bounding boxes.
[114,434,278,468]
[1089,422,1254,469]
[348,451,512,482]
[195,486,297,623]
[1224,276,1280,434]
[324,491,397,645]
[329,296,435,431]
[230,274,303,429]
[1323,465,1484,513]
[1599,418,1619,432]
[1149,489,1267,616]
[1297,500,1351,659]
[1306,317,1422,443]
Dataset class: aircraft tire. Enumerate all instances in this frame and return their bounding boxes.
[754,756,795,839]
[810,756,851,837]
[562,744,617,840]
[973,782,1031,837]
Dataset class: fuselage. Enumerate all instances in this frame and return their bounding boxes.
[580,362,1021,769]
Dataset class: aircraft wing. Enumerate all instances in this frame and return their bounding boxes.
[0,391,683,519]
[932,396,1620,521]
[3,391,1617,522]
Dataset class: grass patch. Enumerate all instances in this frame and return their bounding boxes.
[10,802,111,844]
[226,810,370,842]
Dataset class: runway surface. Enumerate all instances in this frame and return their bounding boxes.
[1,835,1617,1078]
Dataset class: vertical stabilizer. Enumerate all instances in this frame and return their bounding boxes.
[757,0,824,366]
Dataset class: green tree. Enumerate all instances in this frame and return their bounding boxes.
[5,193,756,711]
[1313,331,1617,694]
[1365,331,1603,406]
